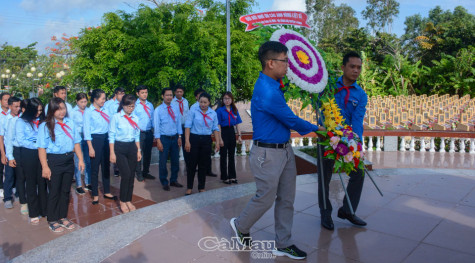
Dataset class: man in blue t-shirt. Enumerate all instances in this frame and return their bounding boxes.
[230,41,322,260]
[318,51,368,231]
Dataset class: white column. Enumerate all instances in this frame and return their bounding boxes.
[249,140,253,151]
[241,141,247,156]
[399,137,406,152]
[449,138,456,153]
[409,136,415,152]
[460,139,466,153]
[362,136,366,152]
[439,137,446,153]
[420,137,426,152]
[308,138,313,146]
[291,138,296,147]
[299,138,304,147]
[429,137,436,152]
[368,136,373,152]
[376,136,382,152]
[470,139,475,154]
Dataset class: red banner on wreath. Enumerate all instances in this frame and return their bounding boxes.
[239,11,310,32]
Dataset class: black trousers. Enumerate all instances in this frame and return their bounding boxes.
[181,125,190,174]
[0,155,3,189]
[46,153,74,222]
[13,147,27,204]
[220,126,237,180]
[317,143,365,214]
[187,134,211,190]
[90,134,111,197]
[115,141,137,202]
[135,130,153,176]
[22,147,47,218]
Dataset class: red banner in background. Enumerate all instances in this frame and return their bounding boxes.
[239,11,310,32]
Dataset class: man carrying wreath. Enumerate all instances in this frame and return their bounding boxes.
[230,41,323,260]
[318,51,368,231]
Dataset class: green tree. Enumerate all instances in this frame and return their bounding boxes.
[306,0,359,43]
[362,0,400,34]
[73,1,260,104]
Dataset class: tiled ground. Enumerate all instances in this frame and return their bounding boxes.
[104,167,475,263]
[1,151,474,262]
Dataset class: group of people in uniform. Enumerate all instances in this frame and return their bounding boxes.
[0,84,243,233]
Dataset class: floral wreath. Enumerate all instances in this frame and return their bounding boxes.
[270,29,328,93]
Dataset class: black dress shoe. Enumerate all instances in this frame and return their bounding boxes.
[163,185,170,191]
[207,172,217,177]
[136,174,144,182]
[92,200,99,205]
[337,208,367,226]
[143,174,156,180]
[103,195,118,200]
[170,182,183,188]
[321,211,334,230]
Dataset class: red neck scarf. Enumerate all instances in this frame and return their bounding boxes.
[57,121,73,140]
[167,105,176,122]
[177,99,184,115]
[199,111,212,128]
[95,109,110,123]
[140,102,151,118]
[279,79,285,90]
[1,111,7,116]
[337,86,354,107]
[226,108,236,126]
[79,109,84,115]
[123,115,139,130]
[32,120,40,128]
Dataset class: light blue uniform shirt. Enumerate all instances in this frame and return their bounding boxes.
[104,98,120,116]
[153,103,182,139]
[71,106,90,136]
[134,99,154,131]
[108,110,140,143]
[5,114,19,160]
[171,97,189,125]
[190,102,199,111]
[83,105,110,140]
[185,106,219,135]
[16,118,40,150]
[45,102,73,118]
[0,109,10,136]
[37,117,81,154]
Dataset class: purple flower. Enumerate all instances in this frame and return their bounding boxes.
[335,143,349,156]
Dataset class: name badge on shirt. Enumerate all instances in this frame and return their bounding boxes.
[350,99,359,107]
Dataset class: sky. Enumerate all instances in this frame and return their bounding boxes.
[0,0,473,54]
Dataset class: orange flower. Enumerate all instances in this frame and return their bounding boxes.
[51,36,57,41]
[55,42,60,45]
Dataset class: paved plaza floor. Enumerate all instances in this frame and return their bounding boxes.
[1,151,475,263]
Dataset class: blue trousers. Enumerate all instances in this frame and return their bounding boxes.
[158,135,179,186]
[2,164,14,202]
[74,139,91,187]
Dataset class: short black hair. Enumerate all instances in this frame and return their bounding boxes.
[161,87,173,96]
[0,93,11,100]
[117,94,136,113]
[194,88,205,97]
[53,86,66,94]
[343,51,362,66]
[113,87,125,95]
[199,92,211,103]
[258,41,288,70]
[136,85,148,93]
[174,84,185,92]
[89,89,105,103]
[8,96,21,105]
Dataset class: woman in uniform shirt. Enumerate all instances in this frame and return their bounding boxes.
[84,89,116,205]
[71,93,91,194]
[38,98,85,232]
[184,92,220,195]
[16,98,46,224]
[216,92,242,184]
[109,94,141,213]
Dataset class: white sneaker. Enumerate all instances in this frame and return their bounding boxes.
[4,200,13,209]
[0,189,4,199]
